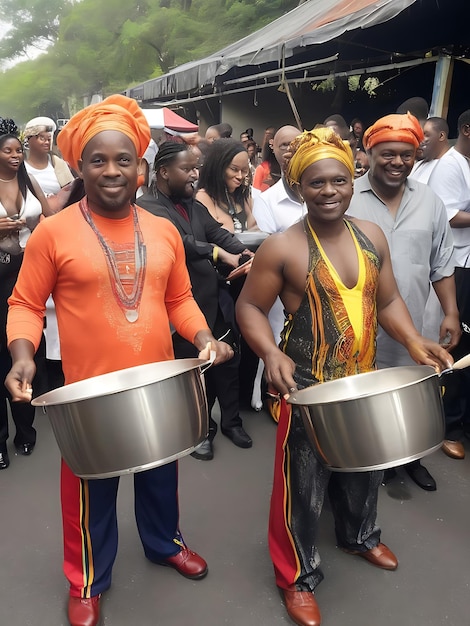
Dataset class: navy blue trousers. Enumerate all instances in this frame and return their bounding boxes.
[61,459,184,597]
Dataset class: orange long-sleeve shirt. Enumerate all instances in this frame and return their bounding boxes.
[7,203,209,384]
[253,161,272,192]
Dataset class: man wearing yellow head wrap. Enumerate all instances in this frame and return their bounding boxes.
[237,127,453,626]
[286,127,355,186]
[349,113,459,491]
[5,95,234,626]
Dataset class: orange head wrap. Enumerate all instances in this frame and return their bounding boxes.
[57,94,151,171]
[363,113,424,151]
[286,127,355,187]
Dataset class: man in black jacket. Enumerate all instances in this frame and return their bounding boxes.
[138,142,253,459]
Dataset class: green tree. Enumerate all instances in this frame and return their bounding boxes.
[0,52,80,123]
[0,0,73,60]
[56,0,154,98]
[117,0,205,75]
[0,0,309,119]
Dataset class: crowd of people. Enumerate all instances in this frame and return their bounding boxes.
[1,94,469,626]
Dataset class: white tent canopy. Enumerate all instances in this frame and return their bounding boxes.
[129,0,417,101]
[141,108,198,131]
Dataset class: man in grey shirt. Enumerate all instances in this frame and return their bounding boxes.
[348,112,460,491]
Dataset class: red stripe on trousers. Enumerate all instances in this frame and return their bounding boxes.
[268,397,301,589]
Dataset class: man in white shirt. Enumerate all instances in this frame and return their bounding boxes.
[429,111,470,266]
[253,126,305,344]
[428,109,470,459]
[411,117,449,184]
[253,125,305,234]
[411,117,450,346]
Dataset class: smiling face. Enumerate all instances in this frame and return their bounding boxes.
[224,150,249,193]
[0,137,23,176]
[367,141,416,195]
[299,158,353,225]
[78,130,140,217]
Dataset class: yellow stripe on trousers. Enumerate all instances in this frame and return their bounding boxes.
[79,479,95,598]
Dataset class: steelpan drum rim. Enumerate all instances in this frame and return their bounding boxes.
[32,359,208,407]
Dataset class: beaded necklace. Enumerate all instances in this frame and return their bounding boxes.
[79,198,147,323]
[224,188,244,233]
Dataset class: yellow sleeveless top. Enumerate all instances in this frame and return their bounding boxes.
[307,220,365,353]
[279,217,380,387]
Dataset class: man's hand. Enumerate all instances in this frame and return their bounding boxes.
[439,314,462,351]
[406,336,454,373]
[5,359,36,402]
[263,349,298,398]
[198,340,234,366]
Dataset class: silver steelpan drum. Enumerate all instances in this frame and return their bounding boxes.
[288,365,445,472]
[32,359,209,479]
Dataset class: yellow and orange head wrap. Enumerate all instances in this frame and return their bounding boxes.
[57,94,151,172]
[363,113,424,151]
[286,127,355,187]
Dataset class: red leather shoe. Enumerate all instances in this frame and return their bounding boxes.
[68,595,100,626]
[281,586,321,626]
[341,542,398,570]
[158,546,208,579]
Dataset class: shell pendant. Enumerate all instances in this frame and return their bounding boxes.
[125,309,139,323]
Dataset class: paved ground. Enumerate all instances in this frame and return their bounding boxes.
[1,405,469,625]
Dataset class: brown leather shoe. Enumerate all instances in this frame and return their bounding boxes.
[442,439,465,459]
[281,586,321,626]
[157,546,208,579]
[68,595,100,626]
[341,542,398,570]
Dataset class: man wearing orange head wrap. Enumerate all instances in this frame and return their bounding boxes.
[236,128,453,626]
[362,112,424,151]
[5,95,234,626]
[348,112,460,491]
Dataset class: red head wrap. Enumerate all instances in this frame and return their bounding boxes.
[363,113,424,150]
[57,95,151,171]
